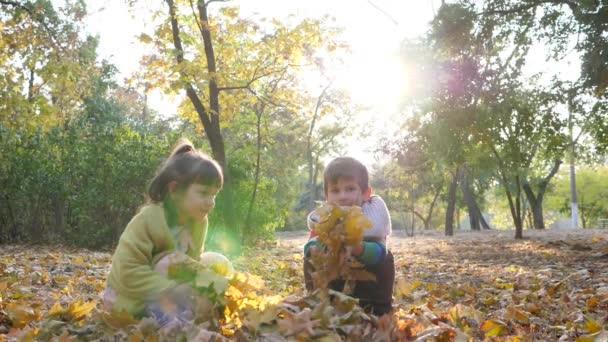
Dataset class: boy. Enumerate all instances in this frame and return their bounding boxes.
[303,157,394,315]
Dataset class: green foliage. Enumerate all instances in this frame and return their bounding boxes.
[546,167,608,228]
[0,113,180,247]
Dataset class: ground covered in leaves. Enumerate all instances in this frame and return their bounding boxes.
[1,229,607,341]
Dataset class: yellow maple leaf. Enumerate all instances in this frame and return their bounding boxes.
[343,206,372,246]
[481,319,507,337]
[585,316,602,334]
[48,299,96,322]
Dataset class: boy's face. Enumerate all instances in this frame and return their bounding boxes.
[326,177,364,207]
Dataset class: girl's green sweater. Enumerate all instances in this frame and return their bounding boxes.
[106,203,207,315]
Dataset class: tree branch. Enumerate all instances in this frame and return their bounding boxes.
[479,0,578,16]
[166,0,211,129]
[0,0,65,52]
[366,0,399,26]
[205,0,230,6]
[217,65,287,92]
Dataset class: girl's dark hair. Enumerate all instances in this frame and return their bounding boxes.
[148,138,223,202]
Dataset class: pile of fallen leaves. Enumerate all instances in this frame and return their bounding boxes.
[1,229,607,341]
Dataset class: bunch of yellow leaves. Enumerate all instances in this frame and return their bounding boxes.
[311,204,372,250]
[309,204,374,294]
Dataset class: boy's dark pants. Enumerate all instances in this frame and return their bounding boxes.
[304,250,395,315]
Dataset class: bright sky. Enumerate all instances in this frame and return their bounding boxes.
[83,0,442,166]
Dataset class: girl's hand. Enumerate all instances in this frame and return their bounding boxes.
[154,252,190,276]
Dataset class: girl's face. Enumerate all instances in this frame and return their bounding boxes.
[174,183,220,224]
[326,177,364,207]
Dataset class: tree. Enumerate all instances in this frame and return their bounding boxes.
[473,0,608,230]
[0,0,97,131]
[399,3,494,236]
[378,128,446,233]
[301,81,356,212]
[137,2,342,244]
[477,0,608,95]
[546,167,608,228]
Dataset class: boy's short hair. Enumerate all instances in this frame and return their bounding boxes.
[323,157,369,194]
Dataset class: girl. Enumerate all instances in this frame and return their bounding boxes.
[103,139,224,325]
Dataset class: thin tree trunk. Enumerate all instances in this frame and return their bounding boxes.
[424,185,442,230]
[522,198,529,230]
[52,194,65,238]
[490,144,523,239]
[527,208,534,229]
[460,168,480,230]
[410,211,416,235]
[243,112,262,244]
[445,167,459,236]
[410,209,426,230]
[568,95,579,229]
[570,163,579,229]
[474,200,491,229]
[241,68,285,241]
[514,175,523,239]
[309,159,321,211]
[4,194,18,242]
[306,82,332,211]
[27,67,35,102]
[522,159,562,229]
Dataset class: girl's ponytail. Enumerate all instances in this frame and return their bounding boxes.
[169,138,196,159]
[146,138,223,204]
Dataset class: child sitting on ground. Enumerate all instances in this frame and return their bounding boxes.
[103,139,231,328]
[303,157,395,315]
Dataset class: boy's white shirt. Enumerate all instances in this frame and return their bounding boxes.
[308,195,392,245]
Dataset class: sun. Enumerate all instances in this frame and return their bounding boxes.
[335,52,409,112]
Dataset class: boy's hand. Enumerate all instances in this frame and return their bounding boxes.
[351,243,364,257]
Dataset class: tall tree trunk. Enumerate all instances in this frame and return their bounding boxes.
[570,162,579,229]
[514,175,523,239]
[166,0,237,242]
[567,96,579,230]
[460,168,480,230]
[445,167,459,236]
